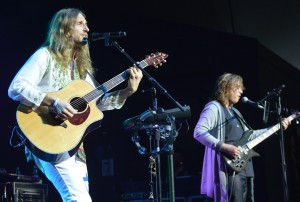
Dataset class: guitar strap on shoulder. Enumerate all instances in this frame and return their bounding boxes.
[86,70,100,87]
[232,108,253,130]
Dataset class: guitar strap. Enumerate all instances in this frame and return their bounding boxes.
[86,70,100,87]
[232,109,253,131]
[10,125,27,148]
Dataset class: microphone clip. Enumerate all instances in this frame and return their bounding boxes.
[88,31,127,46]
[258,84,286,104]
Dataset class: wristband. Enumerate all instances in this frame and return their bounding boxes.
[53,98,61,114]
[53,98,60,108]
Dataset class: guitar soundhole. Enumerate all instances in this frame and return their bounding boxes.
[70,97,87,112]
[68,97,91,126]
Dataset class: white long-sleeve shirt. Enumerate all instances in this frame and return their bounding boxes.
[8,47,126,111]
[8,47,127,163]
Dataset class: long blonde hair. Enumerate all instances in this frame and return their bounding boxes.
[42,8,94,78]
[213,73,245,106]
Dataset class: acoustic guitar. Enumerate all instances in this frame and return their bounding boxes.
[16,52,168,162]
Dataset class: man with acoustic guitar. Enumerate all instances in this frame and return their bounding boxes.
[8,8,144,202]
[193,73,291,202]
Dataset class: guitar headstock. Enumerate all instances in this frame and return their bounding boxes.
[144,52,168,68]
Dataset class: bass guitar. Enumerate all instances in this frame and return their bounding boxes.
[222,112,299,173]
[16,52,168,162]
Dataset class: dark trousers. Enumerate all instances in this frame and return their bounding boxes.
[228,175,254,202]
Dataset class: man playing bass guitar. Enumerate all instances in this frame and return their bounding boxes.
[193,73,291,202]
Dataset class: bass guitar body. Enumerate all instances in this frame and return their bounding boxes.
[222,130,260,173]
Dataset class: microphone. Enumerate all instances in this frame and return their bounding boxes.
[242,97,264,109]
[89,31,126,41]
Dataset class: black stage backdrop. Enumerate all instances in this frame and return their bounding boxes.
[1,1,299,202]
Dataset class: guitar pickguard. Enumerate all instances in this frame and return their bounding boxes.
[69,106,90,125]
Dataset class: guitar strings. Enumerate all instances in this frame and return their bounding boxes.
[81,53,163,108]
[73,71,127,108]
[68,60,148,109]
[66,54,167,109]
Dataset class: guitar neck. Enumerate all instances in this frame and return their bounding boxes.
[246,123,280,149]
[82,60,148,103]
[246,113,298,149]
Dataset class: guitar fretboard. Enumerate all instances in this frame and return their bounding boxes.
[246,113,298,149]
[82,60,148,103]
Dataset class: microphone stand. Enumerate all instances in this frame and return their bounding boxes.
[260,85,289,202]
[106,39,185,202]
[276,92,289,202]
[258,85,285,104]
[109,40,186,112]
[150,87,162,202]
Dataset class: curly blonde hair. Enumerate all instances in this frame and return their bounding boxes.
[213,73,245,106]
[42,8,94,78]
